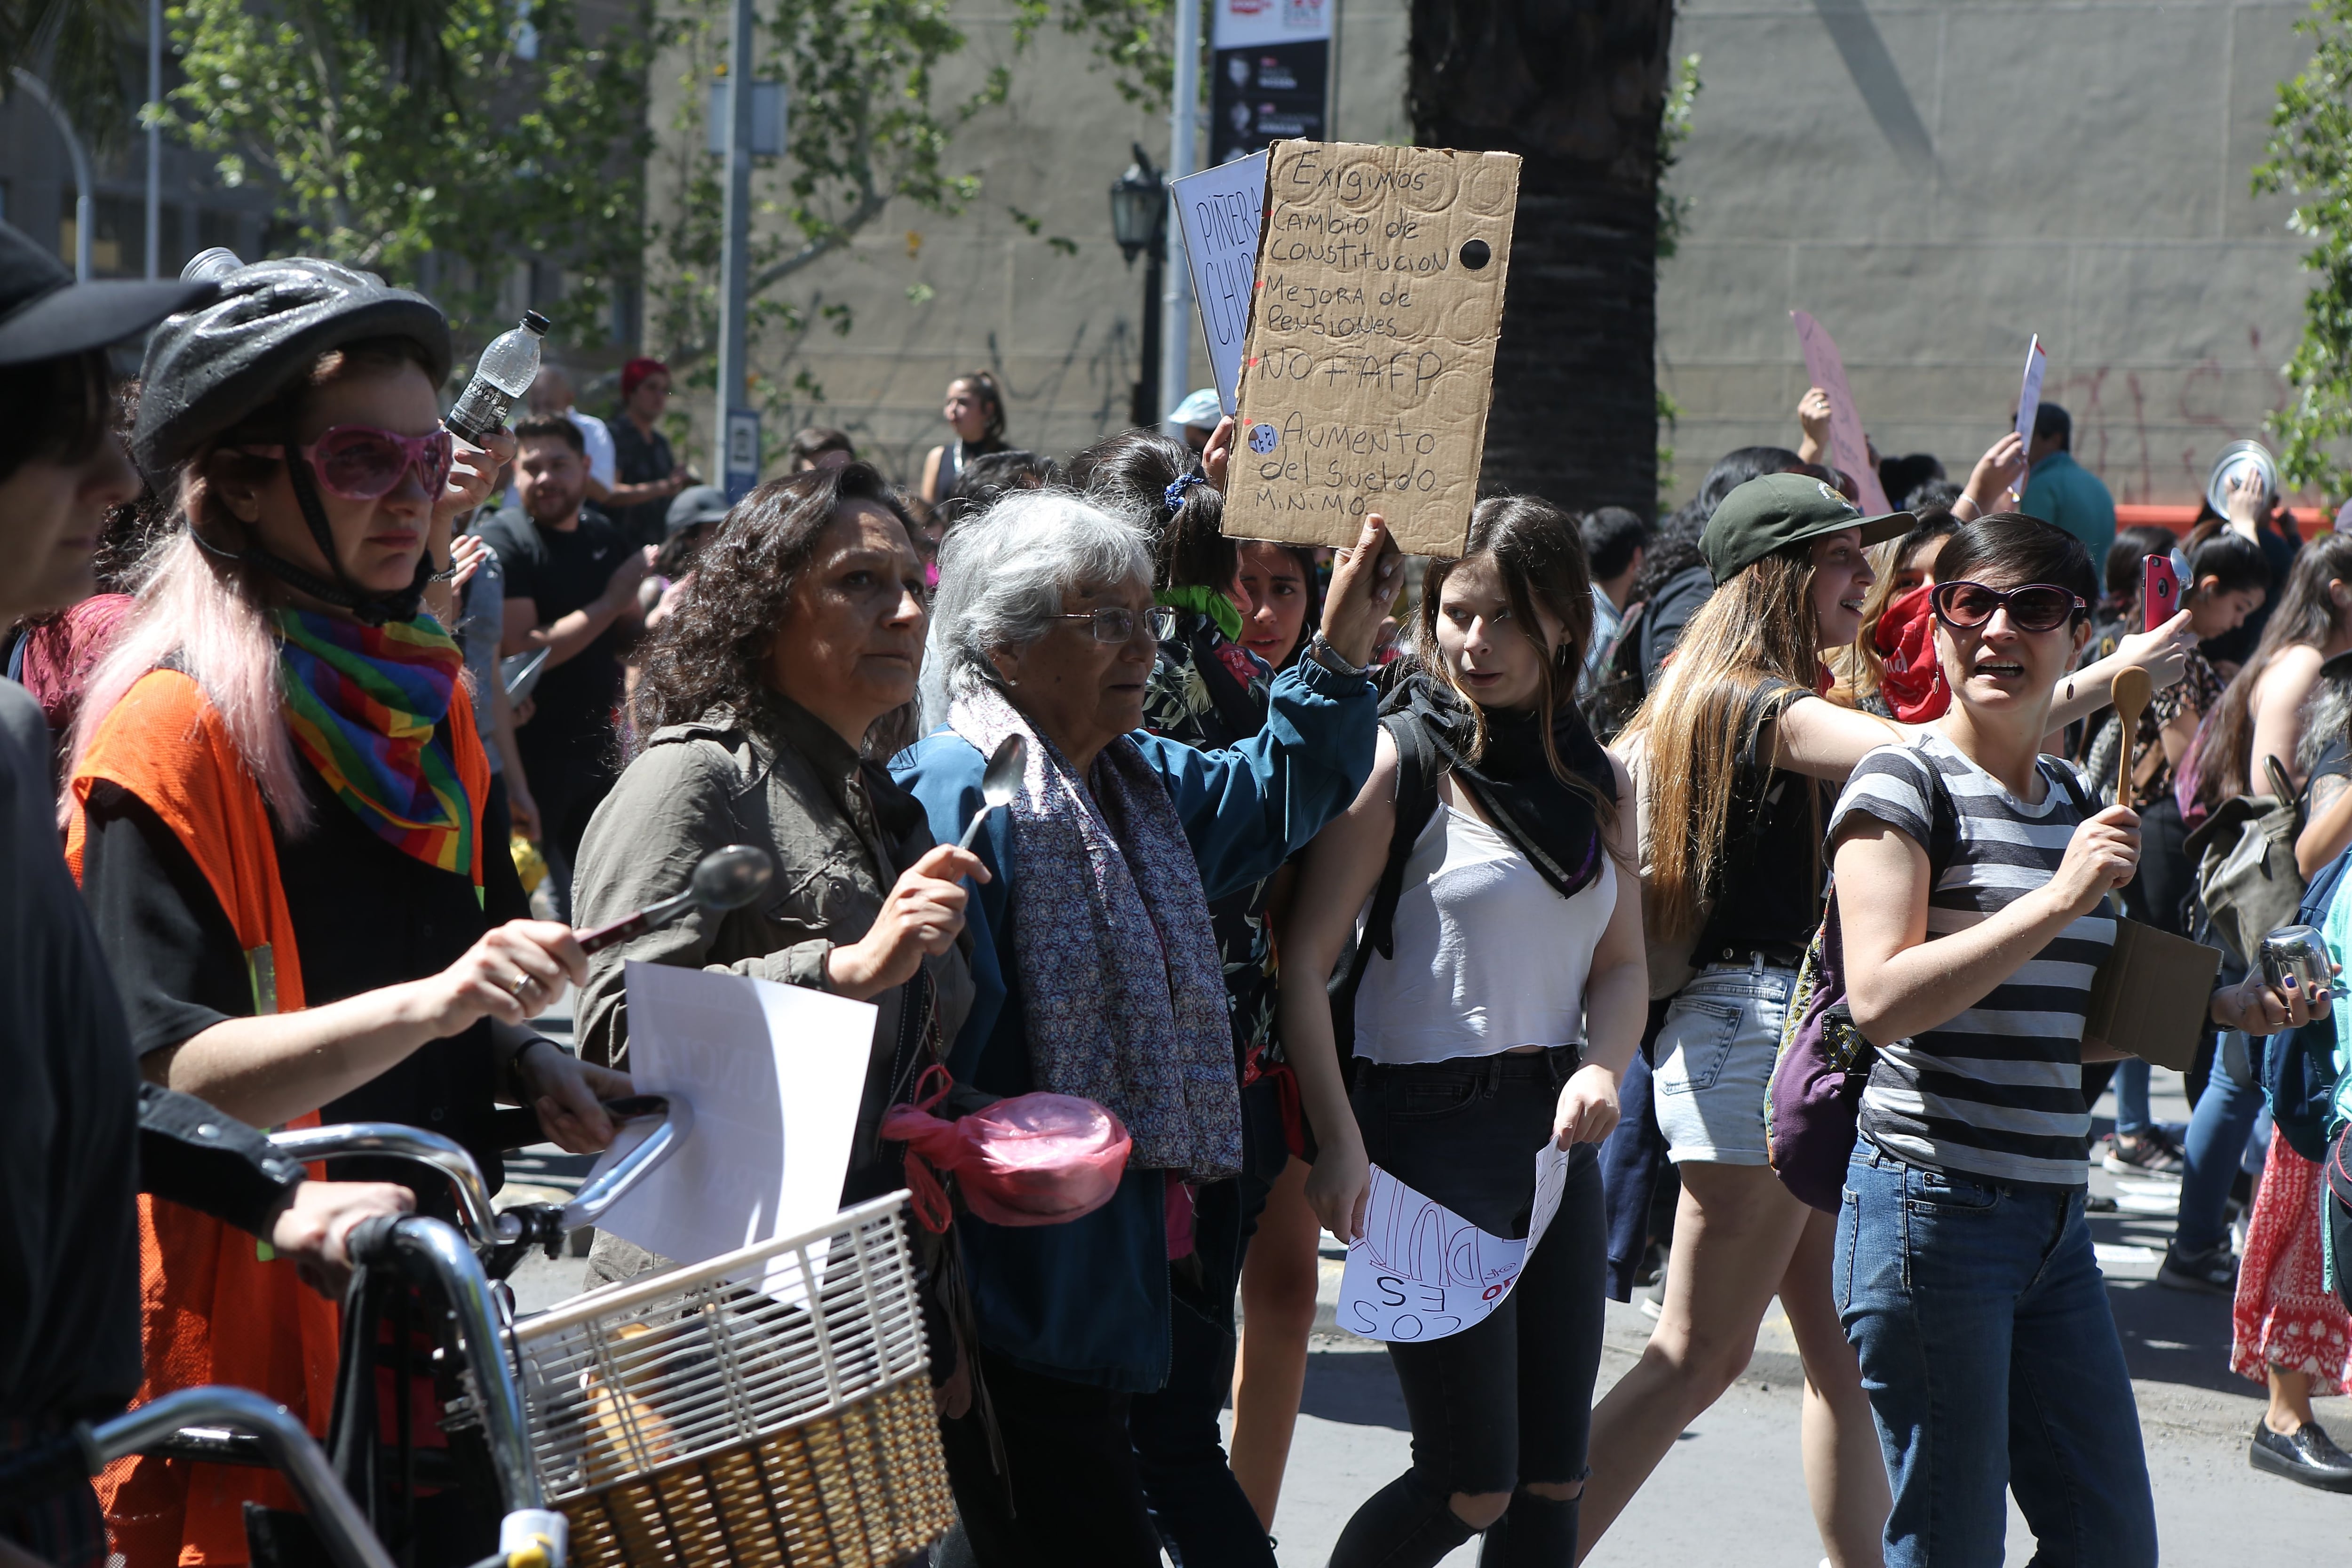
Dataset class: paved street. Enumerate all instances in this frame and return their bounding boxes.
[498,1006,2351,1562]
[1250,1068,2352,1565]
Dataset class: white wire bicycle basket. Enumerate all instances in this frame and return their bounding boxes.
[511,1193,954,1568]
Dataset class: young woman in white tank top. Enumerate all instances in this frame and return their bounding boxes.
[1279,496,1647,1568]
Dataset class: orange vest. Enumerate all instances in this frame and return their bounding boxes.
[65,667,489,1568]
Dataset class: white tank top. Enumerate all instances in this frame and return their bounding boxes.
[1351,794,1618,1066]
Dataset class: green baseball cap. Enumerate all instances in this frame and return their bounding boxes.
[1700,473,1912,585]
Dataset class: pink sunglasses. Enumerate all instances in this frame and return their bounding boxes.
[244,424,455,502]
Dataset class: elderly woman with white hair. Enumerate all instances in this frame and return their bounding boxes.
[893,491,1398,1567]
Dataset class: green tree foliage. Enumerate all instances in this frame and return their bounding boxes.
[165,0,653,349]
[2257,0,2352,496]
[0,0,146,156]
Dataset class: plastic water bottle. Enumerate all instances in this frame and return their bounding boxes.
[182,247,244,284]
[446,311,552,443]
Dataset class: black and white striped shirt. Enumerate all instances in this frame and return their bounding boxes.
[1828,732,2114,1186]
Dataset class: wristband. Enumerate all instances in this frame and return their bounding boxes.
[1304,630,1368,679]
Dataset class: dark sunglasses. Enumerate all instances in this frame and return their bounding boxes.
[242,424,455,502]
[1929,580,2087,634]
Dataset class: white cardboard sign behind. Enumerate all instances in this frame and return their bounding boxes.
[2014,334,2048,452]
[1174,151,1270,417]
[1789,310,1894,516]
[582,961,874,1275]
[1225,139,1522,557]
[1335,1143,1570,1343]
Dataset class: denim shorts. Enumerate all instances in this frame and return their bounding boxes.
[1650,960,1795,1167]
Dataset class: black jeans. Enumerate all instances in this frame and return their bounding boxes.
[936,1346,1163,1568]
[1129,1075,1289,1566]
[1331,1051,1609,1568]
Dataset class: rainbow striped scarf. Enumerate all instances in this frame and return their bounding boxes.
[275,609,473,876]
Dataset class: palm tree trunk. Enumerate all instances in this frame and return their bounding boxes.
[1411,0,1676,519]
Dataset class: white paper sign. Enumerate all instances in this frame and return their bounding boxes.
[582,962,875,1274]
[2014,334,2048,452]
[1174,151,1269,417]
[1789,310,1894,516]
[1335,1143,1571,1343]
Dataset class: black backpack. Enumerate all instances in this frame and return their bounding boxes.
[1326,713,1443,1077]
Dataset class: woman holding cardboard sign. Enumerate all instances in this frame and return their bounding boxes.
[1827,514,2320,1566]
[1279,496,1648,1568]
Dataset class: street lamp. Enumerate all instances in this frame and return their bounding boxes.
[1109,142,1166,430]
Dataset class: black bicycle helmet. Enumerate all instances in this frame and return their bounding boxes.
[135,255,454,625]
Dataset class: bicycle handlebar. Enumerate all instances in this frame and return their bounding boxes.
[345,1215,544,1514]
[271,1123,506,1246]
[89,1388,398,1568]
[558,1093,695,1232]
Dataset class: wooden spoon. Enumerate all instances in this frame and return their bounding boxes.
[2109,665,2152,807]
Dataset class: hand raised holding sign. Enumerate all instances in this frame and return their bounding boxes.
[1318,512,1406,667]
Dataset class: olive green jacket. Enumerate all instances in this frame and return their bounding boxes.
[570,692,974,1203]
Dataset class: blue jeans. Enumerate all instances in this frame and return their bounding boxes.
[2170,1032,2266,1257]
[2110,1058,2151,1137]
[1836,1146,2157,1568]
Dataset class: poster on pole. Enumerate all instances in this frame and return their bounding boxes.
[1224,139,1521,557]
[1174,151,1269,417]
[1210,0,1332,169]
[1335,1143,1572,1343]
[2014,334,2048,449]
[1788,310,1893,515]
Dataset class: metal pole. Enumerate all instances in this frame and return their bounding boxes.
[11,70,92,281]
[1159,0,1199,435]
[715,0,756,461]
[146,0,161,277]
[1136,242,1162,429]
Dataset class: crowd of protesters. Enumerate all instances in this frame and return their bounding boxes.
[7,217,2352,1568]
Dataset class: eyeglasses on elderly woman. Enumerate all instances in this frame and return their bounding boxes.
[1056,605,1178,644]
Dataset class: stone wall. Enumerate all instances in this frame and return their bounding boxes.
[647,0,1414,485]
[1656,0,2319,508]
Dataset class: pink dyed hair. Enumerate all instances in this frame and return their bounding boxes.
[64,519,311,831]
[63,336,441,829]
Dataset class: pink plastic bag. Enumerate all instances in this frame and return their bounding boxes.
[879,1065,1132,1229]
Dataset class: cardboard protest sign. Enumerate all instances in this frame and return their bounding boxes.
[1335,1143,1570,1343]
[1789,310,1894,515]
[2015,334,2047,449]
[1224,139,1521,557]
[1173,151,1269,417]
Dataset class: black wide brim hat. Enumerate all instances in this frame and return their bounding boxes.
[0,219,214,366]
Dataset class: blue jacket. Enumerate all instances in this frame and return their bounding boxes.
[890,659,1375,1390]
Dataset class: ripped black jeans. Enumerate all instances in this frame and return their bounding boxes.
[1330,1049,1608,1568]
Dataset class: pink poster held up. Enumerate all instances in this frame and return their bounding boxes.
[1789,310,1894,515]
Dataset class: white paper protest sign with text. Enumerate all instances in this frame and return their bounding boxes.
[1174,151,1268,417]
[1225,139,1521,557]
[582,962,874,1278]
[2015,334,2048,451]
[1790,310,1893,516]
[1335,1142,1570,1343]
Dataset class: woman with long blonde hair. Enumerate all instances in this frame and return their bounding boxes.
[1583,474,2194,1566]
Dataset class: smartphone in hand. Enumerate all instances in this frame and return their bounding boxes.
[2144,554,2181,632]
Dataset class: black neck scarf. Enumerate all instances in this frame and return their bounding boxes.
[1395,671,1618,901]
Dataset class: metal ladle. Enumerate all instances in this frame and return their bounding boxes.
[576,843,774,955]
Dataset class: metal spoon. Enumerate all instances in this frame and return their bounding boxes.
[2109,665,2152,807]
[958,733,1027,850]
[575,844,774,955]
